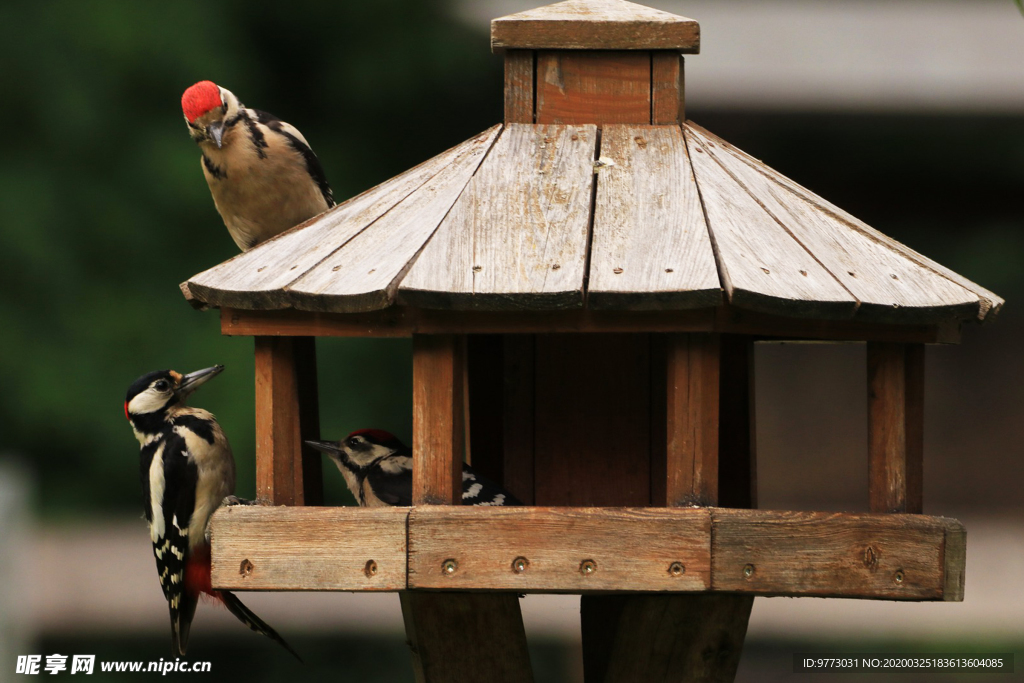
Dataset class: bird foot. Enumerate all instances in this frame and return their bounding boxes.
[222,495,257,507]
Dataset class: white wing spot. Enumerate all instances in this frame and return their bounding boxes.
[463,483,483,500]
[462,471,475,481]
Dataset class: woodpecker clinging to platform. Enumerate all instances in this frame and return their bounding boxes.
[125,365,299,659]
[307,430,520,507]
[181,80,334,251]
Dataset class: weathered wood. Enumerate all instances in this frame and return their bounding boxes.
[502,335,536,504]
[209,506,408,591]
[401,124,597,310]
[665,333,720,507]
[868,343,924,514]
[286,126,500,314]
[412,334,465,505]
[186,129,500,311]
[504,51,535,123]
[535,51,651,125]
[400,593,534,683]
[711,510,961,600]
[686,122,1002,321]
[534,334,652,506]
[589,125,720,310]
[718,334,756,509]
[651,53,684,124]
[221,306,960,343]
[688,123,982,325]
[407,507,711,592]
[686,126,859,320]
[943,523,967,603]
[492,0,700,52]
[254,336,318,505]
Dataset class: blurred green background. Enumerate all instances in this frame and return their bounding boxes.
[1,0,1021,681]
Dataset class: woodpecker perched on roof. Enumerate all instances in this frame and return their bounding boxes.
[307,430,520,507]
[125,365,299,659]
[181,80,334,251]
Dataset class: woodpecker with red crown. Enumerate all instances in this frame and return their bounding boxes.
[181,80,334,251]
[307,430,520,507]
[124,365,299,659]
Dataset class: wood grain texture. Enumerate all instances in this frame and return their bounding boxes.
[665,334,720,507]
[535,51,650,125]
[686,122,1002,321]
[209,506,408,591]
[505,51,535,123]
[285,126,501,313]
[588,125,720,310]
[492,0,700,52]
[254,336,319,506]
[400,593,533,683]
[651,53,684,124]
[868,343,924,514]
[407,507,711,592]
[186,130,499,311]
[534,334,652,506]
[221,306,958,343]
[943,524,967,602]
[688,123,982,325]
[711,510,960,600]
[412,335,465,505]
[401,124,597,311]
[686,127,859,320]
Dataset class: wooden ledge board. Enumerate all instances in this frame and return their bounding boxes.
[210,506,964,601]
[219,306,959,344]
[209,505,409,591]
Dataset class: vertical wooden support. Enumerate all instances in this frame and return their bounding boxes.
[868,343,924,514]
[254,336,322,506]
[505,50,535,123]
[535,51,652,125]
[652,53,684,124]
[665,333,720,506]
[403,334,533,683]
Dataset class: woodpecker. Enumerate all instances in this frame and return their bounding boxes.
[181,80,334,251]
[125,365,299,659]
[307,430,520,507]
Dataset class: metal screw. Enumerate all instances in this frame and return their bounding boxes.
[472,265,482,272]
[240,559,254,577]
[743,563,755,578]
[442,559,458,575]
[894,569,905,584]
[512,557,529,574]
[799,270,808,276]
[580,559,597,575]
[669,562,686,577]
[552,264,561,270]
[761,267,771,275]
[613,267,624,274]
[665,268,674,273]
[364,560,378,578]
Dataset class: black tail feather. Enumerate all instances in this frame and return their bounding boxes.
[220,590,302,662]
[170,594,198,656]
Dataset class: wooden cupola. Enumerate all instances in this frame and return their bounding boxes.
[185,1,1002,681]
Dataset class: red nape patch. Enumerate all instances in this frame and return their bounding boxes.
[184,543,215,597]
[181,81,222,123]
[124,401,130,421]
[348,428,400,446]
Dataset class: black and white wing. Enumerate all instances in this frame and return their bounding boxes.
[461,465,520,506]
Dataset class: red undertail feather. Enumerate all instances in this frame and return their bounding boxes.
[184,544,217,599]
[182,81,221,123]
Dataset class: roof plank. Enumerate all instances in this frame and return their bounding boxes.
[588,125,720,310]
[688,123,1002,322]
[684,128,859,319]
[492,0,700,52]
[184,128,500,310]
[284,126,501,313]
[400,123,598,311]
[686,123,981,325]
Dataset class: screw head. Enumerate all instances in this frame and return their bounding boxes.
[743,563,755,578]
[442,559,458,575]
[669,562,686,577]
[364,560,378,578]
[512,557,529,574]
[580,559,597,575]
[894,569,905,584]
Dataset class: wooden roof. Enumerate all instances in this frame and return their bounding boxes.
[184,122,1001,325]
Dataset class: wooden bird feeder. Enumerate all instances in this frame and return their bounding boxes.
[183,0,1002,680]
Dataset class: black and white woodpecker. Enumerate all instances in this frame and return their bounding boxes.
[181,80,334,251]
[124,365,299,659]
[306,430,520,507]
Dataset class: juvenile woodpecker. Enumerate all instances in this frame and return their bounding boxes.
[307,430,520,507]
[181,80,334,251]
[125,365,299,659]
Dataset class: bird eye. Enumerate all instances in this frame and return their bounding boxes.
[349,437,362,446]
[154,380,170,392]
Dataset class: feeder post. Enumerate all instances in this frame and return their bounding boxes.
[868,343,924,513]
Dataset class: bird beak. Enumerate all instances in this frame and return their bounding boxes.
[305,440,343,456]
[177,365,224,399]
[208,121,224,149]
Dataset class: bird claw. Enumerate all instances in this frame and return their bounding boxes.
[222,495,256,507]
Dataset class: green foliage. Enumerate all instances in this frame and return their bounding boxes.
[0,0,499,517]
